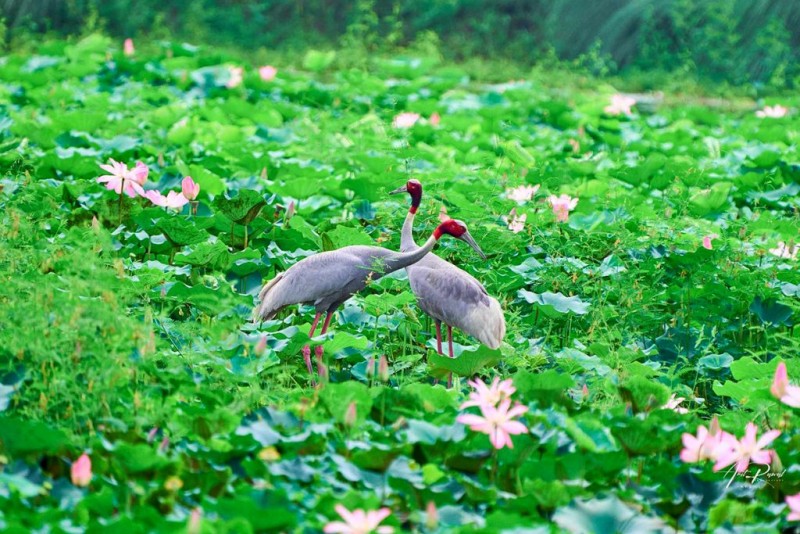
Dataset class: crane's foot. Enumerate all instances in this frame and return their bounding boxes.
[314,346,328,383]
[302,345,317,386]
[447,372,453,389]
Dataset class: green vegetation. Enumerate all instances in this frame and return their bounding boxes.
[3,0,800,88]
[1,33,799,531]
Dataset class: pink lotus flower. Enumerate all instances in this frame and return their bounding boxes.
[664,393,689,414]
[457,398,528,449]
[188,508,202,534]
[130,161,149,184]
[378,355,389,382]
[506,184,540,202]
[756,105,787,118]
[604,94,636,116]
[771,362,800,408]
[123,38,135,57]
[425,501,438,530]
[97,159,147,198]
[787,494,800,521]
[392,112,420,129]
[429,112,441,127]
[71,453,92,487]
[680,424,726,463]
[344,402,357,428]
[769,241,799,260]
[680,416,738,465]
[713,422,780,473]
[259,65,277,82]
[547,194,578,222]
[505,211,526,233]
[702,233,719,250]
[181,176,200,200]
[145,190,190,210]
[324,504,394,534]
[460,377,516,410]
[226,66,244,88]
[438,204,449,223]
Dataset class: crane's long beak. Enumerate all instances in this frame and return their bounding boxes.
[460,231,486,259]
[389,185,407,195]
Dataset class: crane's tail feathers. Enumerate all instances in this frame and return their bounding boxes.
[252,274,285,322]
[473,297,506,350]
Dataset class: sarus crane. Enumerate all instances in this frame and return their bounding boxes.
[253,218,485,381]
[390,179,505,386]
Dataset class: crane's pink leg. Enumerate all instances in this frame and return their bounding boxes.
[435,320,443,355]
[447,326,454,358]
[447,325,454,388]
[315,312,334,381]
[303,312,323,377]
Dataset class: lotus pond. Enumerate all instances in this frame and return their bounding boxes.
[1,35,800,533]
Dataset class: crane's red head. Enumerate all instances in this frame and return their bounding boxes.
[434,218,486,259]
[389,179,422,213]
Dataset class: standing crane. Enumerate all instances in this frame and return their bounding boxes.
[390,179,505,386]
[253,218,486,382]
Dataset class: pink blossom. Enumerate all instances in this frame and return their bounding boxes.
[259,65,277,82]
[547,194,578,222]
[392,112,420,129]
[456,398,528,449]
[679,416,734,464]
[771,362,800,408]
[604,94,636,116]
[378,355,389,382]
[665,394,689,414]
[255,336,268,355]
[756,105,787,118]
[506,211,526,233]
[769,241,799,260]
[506,184,540,202]
[97,159,147,198]
[786,494,800,521]
[130,161,148,185]
[181,176,200,200]
[226,66,244,88]
[324,505,394,534]
[425,501,438,530]
[429,112,441,126]
[145,190,190,210]
[71,453,92,487]
[188,508,202,534]
[123,38,135,57]
[702,233,719,250]
[713,422,780,473]
[680,426,720,463]
[460,377,516,410]
[344,402,357,427]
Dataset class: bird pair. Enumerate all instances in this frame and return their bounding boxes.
[253,179,505,385]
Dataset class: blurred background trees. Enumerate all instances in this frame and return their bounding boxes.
[2,0,798,87]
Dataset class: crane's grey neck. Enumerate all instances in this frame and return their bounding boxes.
[400,210,418,252]
[384,234,437,273]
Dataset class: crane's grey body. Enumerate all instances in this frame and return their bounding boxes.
[401,214,505,349]
[255,242,435,322]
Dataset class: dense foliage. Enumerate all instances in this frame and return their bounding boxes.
[3,0,800,87]
[1,34,800,532]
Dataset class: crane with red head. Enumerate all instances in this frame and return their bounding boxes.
[390,179,505,386]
